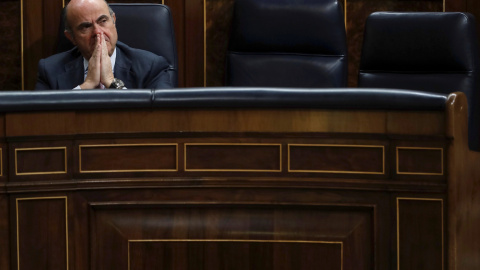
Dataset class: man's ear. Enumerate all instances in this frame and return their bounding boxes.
[64,31,76,45]
[112,13,116,25]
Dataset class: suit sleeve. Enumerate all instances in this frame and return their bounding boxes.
[145,56,174,89]
[34,59,51,90]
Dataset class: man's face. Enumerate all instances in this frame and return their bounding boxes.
[65,0,118,59]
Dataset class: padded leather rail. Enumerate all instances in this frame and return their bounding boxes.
[152,88,447,111]
[0,90,153,112]
[0,88,447,112]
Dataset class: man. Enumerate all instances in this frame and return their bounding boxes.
[35,0,173,90]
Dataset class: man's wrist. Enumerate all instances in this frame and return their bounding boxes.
[80,81,96,89]
[103,76,115,88]
[108,78,125,89]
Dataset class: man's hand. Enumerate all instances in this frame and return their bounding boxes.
[99,33,114,88]
[80,33,114,89]
[80,34,102,89]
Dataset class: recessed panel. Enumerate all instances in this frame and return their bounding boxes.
[396,147,443,175]
[91,203,373,270]
[15,147,67,175]
[16,197,68,270]
[397,198,443,270]
[129,240,342,270]
[79,144,177,173]
[289,144,384,174]
[185,144,281,172]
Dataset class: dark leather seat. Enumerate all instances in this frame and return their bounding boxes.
[226,0,347,88]
[358,12,480,150]
[57,3,178,87]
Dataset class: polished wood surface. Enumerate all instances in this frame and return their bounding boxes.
[15,197,68,270]
[0,92,478,269]
[0,192,9,270]
[445,93,480,270]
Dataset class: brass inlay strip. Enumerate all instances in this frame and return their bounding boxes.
[396,197,444,270]
[128,239,343,270]
[15,147,67,176]
[184,143,282,172]
[79,143,178,173]
[16,196,69,270]
[288,144,385,174]
[396,147,444,175]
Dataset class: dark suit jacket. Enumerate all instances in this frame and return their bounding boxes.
[35,41,173,90]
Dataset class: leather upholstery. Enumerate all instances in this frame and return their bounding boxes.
[0,88,446,112]
[0,90,153,112]
[359,12,480,150]
[153,88,446,110]
[226,0,347,88]
[57,3,178,87]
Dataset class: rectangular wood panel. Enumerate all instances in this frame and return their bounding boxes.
[16,197,68,270]
[288,144,384,174]
[396,147,443,175]
[0,194,9,270]
[185,143,281,172]
[129,240,342,270]
[91,203,373,270]
[397,198,444,270]
[15,147,67,175]
[79,144,178,173]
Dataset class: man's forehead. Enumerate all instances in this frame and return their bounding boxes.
[67,0,110,19]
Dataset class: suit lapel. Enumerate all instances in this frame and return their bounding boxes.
[114,46,134,88]
[58,56,84,89]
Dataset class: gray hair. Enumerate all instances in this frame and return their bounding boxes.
[64,0,114,32]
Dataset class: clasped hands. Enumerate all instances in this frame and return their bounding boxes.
[80,33,114,89]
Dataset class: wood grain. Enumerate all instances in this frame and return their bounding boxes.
[446,92,480,270]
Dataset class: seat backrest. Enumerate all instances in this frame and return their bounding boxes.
[57,3,178,87]
[358,12,480,150]
[226,0,347,88]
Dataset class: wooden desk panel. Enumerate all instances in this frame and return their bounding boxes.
[0,93,478,270]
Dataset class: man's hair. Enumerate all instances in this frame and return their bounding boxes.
[64,0,114,32]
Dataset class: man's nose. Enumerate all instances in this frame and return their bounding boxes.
[93,24,103,35]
